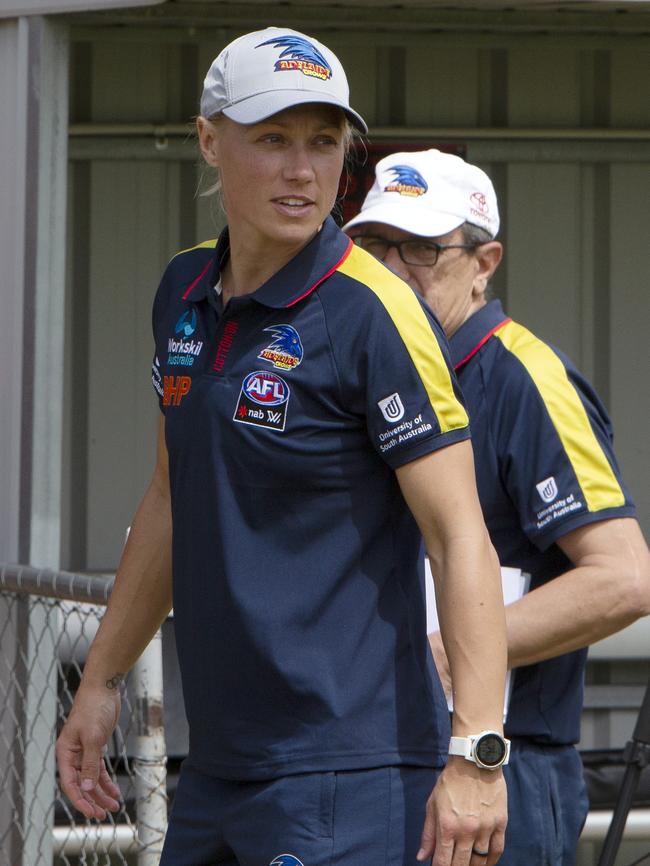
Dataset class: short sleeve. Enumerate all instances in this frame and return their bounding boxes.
[490,324,635,549]
[151,353,164,409]
[151,264,173,412]
[328,249,471,468]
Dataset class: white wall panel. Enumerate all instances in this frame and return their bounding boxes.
[335,43,377,126]
[609,163,650,526]
[91,42,180,121]
[404,45,480,126]
[86,161,178,569]
[508,44,581,125]
[505,163,584,358]
[610,46,650,126]
[195,187,225,248]
[577,164,597,385]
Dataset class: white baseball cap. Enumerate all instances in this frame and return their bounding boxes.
[344,149,500,238]
[200,27,367,133]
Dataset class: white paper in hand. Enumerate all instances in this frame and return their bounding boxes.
[424,560,530,722]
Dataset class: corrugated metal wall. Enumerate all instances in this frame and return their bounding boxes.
[61,22,650,571]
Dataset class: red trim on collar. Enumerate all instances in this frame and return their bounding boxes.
[285,238,354,309]
[182,257,214,300]
[454,318,512,372]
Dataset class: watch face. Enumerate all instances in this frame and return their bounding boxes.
[475,733,506,768]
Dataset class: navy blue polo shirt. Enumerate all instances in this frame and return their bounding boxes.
[450,300,635,744]
[151,217,470,780]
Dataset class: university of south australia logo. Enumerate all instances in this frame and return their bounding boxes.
[257,35,332,81]
[383,165,428,197]
[536,476,559,504]
[378,392,405,423]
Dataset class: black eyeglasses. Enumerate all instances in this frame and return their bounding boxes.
[353,235,481,267]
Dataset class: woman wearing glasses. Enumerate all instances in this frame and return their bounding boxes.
[56,31,508,866]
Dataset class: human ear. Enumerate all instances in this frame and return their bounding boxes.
[196,116,220,168]
[473,241,503,296]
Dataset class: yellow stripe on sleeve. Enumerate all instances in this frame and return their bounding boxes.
[495,321,625,512]
[337,247,468,433]
[172,239,218,260]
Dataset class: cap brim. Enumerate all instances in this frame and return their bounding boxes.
[222,90,367,133]
[343,200,464,237]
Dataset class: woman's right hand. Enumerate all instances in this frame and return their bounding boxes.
[417,758,507,865]
[55,684,123,819]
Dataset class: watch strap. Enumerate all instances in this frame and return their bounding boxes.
[448,735,472,759]
[448,731,510,769]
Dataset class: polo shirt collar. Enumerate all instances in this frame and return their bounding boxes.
[181,232,229,303]
[450,300,511,372]
[253,217,352,308]
[186,217,352,309]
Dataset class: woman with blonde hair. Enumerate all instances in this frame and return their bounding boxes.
[57,27,508,866]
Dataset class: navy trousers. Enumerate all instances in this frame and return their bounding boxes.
[499,741,589,866]
[159,763,440,866]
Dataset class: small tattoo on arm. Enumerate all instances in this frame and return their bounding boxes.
[105,673,125,691]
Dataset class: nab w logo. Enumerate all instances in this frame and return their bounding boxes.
[378,392,405,423]
[536,476,559,504]
[269,856,305,866]
[267,410,282,424]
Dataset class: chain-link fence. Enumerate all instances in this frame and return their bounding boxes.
[0,564,167,866]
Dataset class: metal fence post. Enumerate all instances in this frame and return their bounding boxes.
[132,626,168,864]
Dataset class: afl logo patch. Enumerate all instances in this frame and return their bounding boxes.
[234,371,290,431]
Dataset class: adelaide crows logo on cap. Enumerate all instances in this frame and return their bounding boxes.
[257,35,332,81]
[384,165,428,197]
[258,324,304,371]
[269,856,305,866]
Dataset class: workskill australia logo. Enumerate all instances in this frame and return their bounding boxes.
[536,476,559,504]
[257,35,332,81]
[383,165,428,197]
[269,856,305,866]
[378,392,405,423]
[168,309,203,367]
[234,370,290,432]
[175,309,197,338]
[258,324,304,371]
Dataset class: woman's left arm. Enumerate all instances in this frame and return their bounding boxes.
[396,439,508,866]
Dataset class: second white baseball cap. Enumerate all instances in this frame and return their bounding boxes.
[344,149,499,238]
[200,27,367,133]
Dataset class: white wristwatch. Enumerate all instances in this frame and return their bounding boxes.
[449,730,511,770]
